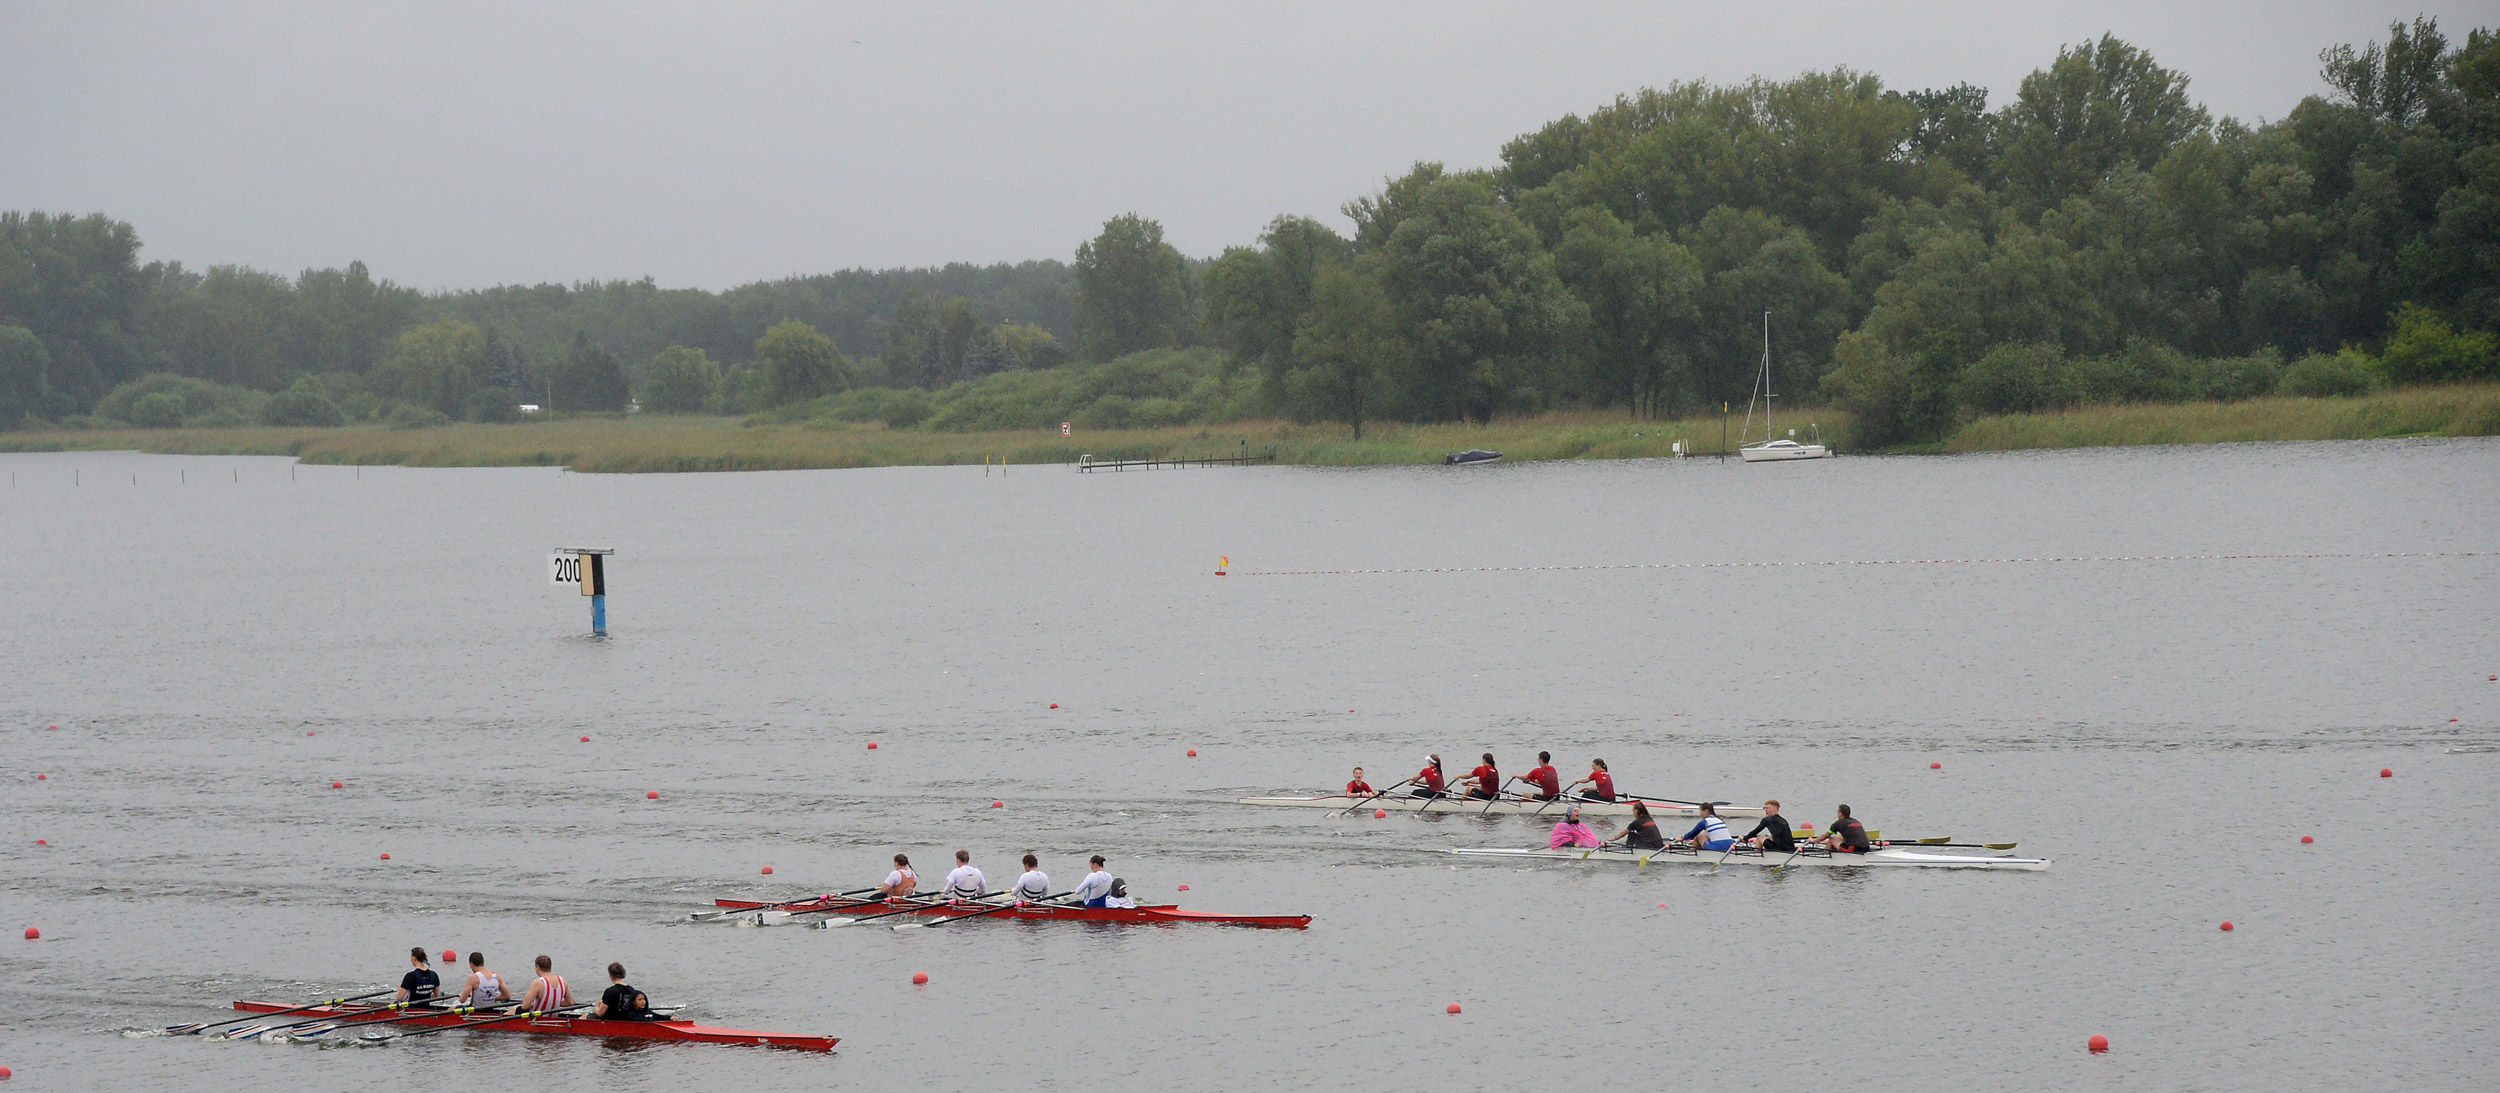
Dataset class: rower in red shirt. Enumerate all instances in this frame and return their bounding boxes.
[1344,767,1375,797]
[1462,753,1502,800]
[1410,755,1448,798]
[1520,751,1562,800]
[1567,758,1617,802]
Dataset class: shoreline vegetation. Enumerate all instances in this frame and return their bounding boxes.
[3,384,2491,473]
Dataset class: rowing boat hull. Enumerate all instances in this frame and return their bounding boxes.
[1239,794,1766,822]
[228,1001,837,1050]
[710,897,1312,928]
[1449,845,2051,871]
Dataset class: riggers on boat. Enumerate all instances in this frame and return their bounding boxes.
[224,1000,837,1050]
[1238,793,1765,822]
[1448,843,2051,871]
[708,895,1313,929]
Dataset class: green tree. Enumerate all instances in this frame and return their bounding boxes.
[1073,214,1193,361]
[1284,263,1400,438]
[2378,302,2499,383]
[0,323,55,426]
[754,319,848,406]
[1552,206,1701,415]
[371,318,486,415]
[1377,174,1577,422]
[261,375,346,426]
[0,211,148,405]
[641,344,720,412]
[885,290,984,388]
[542,334,631,412]
[1203,215,1353,407]
[1996,36,2209,214]
[1959,341,2066,413]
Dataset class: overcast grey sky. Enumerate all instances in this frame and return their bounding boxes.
[3,2,2488,290]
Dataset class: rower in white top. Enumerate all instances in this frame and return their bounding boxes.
[942,849,987,900]
[1103,878,1136,909]
[1010,853,1050,901]
[1070,855,1114,907]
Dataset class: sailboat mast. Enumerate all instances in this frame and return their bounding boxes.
[1761,310,1772,436]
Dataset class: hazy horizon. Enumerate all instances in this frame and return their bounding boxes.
[4,2,2488,291]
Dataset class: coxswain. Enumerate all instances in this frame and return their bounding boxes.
[878,853,918,900]
[1740,799,1795,851]
[522,955,570,1011]
[593,962,655,1021]
[1567,758,1617,802]
[1011,853,1051,901]
[1611,800,1665,850]
[1462,753,1502,800]
[942,849,987,900]
[1104,878,1137,909]
[1547,805,1602,848]
[1070,855,1114,907]
[1817,804,1872,853]
[1345,766,1375,798]
[457,951,509,1010]
[1679,802,1734,851]
[1410,755,1448,798]
[1520,751,1562,801]
[396,946,440,1003]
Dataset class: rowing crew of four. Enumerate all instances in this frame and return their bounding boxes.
[1545,799,1872,855]
[400,948,659,1022]
[879,850,1138,908]
[1384,751,1619,804]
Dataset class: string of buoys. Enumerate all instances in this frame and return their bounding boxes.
[1232,550,2496,578]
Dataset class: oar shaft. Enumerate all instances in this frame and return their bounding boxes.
[173,989,395,1034]
[381,1003,594,1040]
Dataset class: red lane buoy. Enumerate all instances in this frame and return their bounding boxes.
[443,949,458,962]
[647,790,659,799]
[379,852,390,860]
[1445,1002,1461,1015]
[1348,709,1355,713]
[2301,835,2315,844]
[33,839,44,846]
[2087,1033,2109,1053]
[2489,674,2496,681]
[307,730,315,737]
[1374,809,1387,819]
[1048,703,1058,709]
[331,781,343,789]
[48,724,57,730]
[991,800,1004,808]
[911,971,928,986]
[2381,768,2393,778]
[1186,749,1196,757]
[2220,921,2234,931]
[0,1063,12,1078]
[867,741,878,750]
[1929,761,1942,769]
[1656,902,1667,908]
[22,927,36,940]
[761,865,773,875]
[1176,883,1189,891]
[580,735,590,742]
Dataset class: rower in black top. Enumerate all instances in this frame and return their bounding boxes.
[594,962,655,1021]
[396,946,440,1002]
[1740,798,1795,852]
[1817,804,1872,853]
[1613,800,1666,850]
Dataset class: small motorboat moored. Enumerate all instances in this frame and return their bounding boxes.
[1444,449,1503,465]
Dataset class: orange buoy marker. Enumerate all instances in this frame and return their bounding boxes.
[647,790,659,799]
[1445,1002,1461,1015]
[991,800,1004,808]
[2381,768,2393,778]
[22,927,35,940]
[1177,883,1190,891]
[442,949,457,962]
[1930,761,1942,769]
[1216,556,1228,576]
[2088,1034,2109,1053]
[380,852,390,860]
[761,865,773,875]
[1187,749,1196,757]
[2220,921,2234,931]
[330,781,341,789]
[2301,835,2315,844]
[911,972,929,986]
[1374,809,1387,818]
[867,741,878,750]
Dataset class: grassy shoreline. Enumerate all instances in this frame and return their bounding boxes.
[2,384,2493,472]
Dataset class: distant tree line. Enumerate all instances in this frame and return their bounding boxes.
[3,19,2493,445]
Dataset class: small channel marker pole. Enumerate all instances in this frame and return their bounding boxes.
[550,547,616,635]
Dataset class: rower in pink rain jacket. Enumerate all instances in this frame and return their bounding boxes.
[1548,806,1602,848]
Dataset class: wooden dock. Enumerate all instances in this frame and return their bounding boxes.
[1077,453,1277,472]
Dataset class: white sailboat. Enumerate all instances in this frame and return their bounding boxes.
[1737,310,1830,462]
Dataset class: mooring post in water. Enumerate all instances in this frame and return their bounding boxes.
[550,546,616,636]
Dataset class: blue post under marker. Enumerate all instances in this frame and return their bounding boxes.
[592,593,607,636]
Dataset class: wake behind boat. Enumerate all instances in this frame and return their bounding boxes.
[1449,843,2050,871]
[1239,793,1764,822]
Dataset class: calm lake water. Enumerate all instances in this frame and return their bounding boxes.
[3,439,2495,1091]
